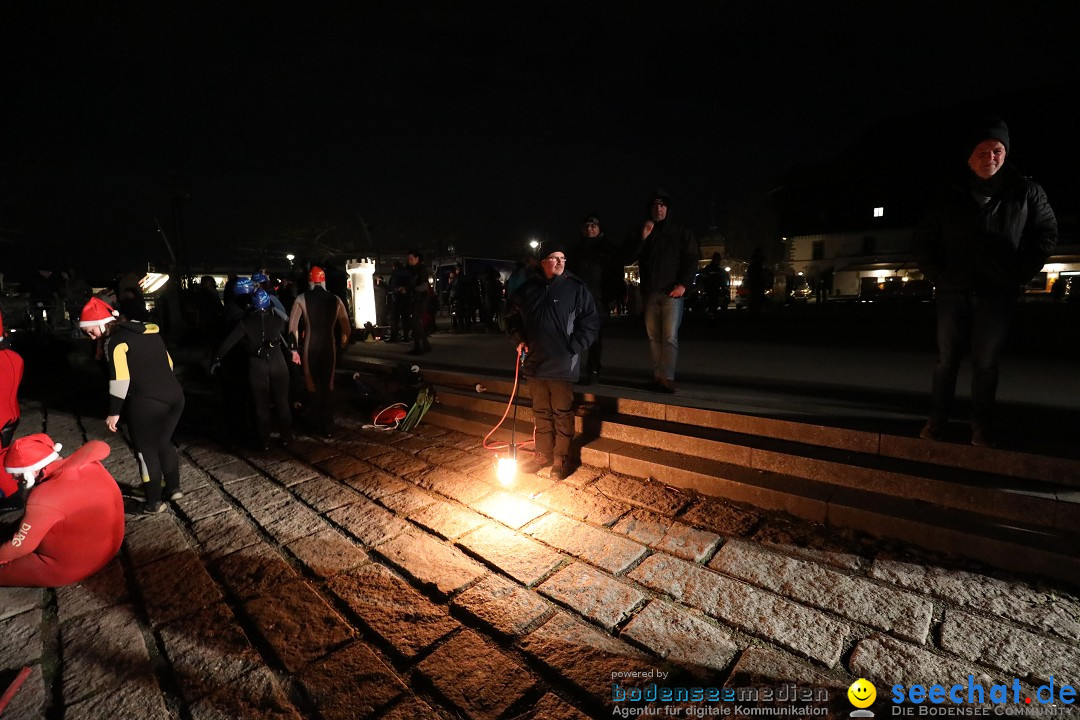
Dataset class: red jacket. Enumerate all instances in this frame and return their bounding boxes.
[0,346,23,433]
[0,441,124,587]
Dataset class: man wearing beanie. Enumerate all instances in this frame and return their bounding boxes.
[626,189,700,393]
[568,214,619,383]
[914,118,1058,447]
[505,242,599,479]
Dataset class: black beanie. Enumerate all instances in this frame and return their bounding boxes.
[970,117,1009,155]
[582,214,601,227]
[542,241,566,258]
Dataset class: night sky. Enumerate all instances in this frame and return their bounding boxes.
[2,2,1078,281]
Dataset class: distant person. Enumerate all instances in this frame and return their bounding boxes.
[1049,277,1066,303]
[213,289,299,450]
[288,266,351,437]
[569,214,618,383]
[625,189,699,393]
[745,248,769,319]
[80,296,185,513]
[914,117,1057,447]
[505,243,599,479]
[0,310,23,448]
[406,250,433,355]
[0,434,124,587]
[117,286,150,322]
[386,261,410,343]
[252,271,288,320]
[196,275,225,340]
[699,252,731,318]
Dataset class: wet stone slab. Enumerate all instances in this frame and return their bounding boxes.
[158,602,264,702]
[61,603,154,705]
[415,629,538,720]
[327,563,460,660]
[593,473,690,516]
[212,542,298,601]
[375,530,487,597]
[457,522,565,586]
[376,485,437,516]
[244,578,356,673]
[0,587,46,621]
[207,459,261,484]
[343,469,412,501]
[524,513,648,575]
[221,475,293,514]
[62,673,168,720]
[259,502,326,544]
[408,499,490,540]
[451,574,552,637]
[187,666,303,720]
[292,475,365,513]
[55,559,127,623]
[173,484,234,523]
[534,483,632,527]
[190,509,263,562]
[315,454,373,481]
[538,562,646,631]
[0,607,43,670]
[124,513,193,567]
[298,641,407,720]
[327,498,411,548]
[620,599,738,672]
[134,550,223,628]
[678,496,760,537]
[261,460,323,487]
[286,528,369,579]
[414,467,494,505]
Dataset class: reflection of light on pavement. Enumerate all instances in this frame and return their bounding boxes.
[495,457,517,486]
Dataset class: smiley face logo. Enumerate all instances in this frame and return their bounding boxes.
[848,678,876,708]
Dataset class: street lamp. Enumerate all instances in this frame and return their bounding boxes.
[529,239,539,258]
[286,253,295,267]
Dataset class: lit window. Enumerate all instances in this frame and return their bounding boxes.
[873,207,884,217]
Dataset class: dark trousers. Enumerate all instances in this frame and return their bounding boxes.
[250,352,292,444]
[930,292,1015,427]
[130,394,185,505]
[390,295,410,340]
[411,302,430,351]
[529,377,574,459]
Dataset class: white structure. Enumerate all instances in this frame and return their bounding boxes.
[787,228,918,297]
[345,258,377,328]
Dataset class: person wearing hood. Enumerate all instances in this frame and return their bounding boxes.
[505,242,600,479]
[0,434,124,586]
[914,118,1058,447]
[80,296,185,513]
[568,214,619,383]
[288,266,351,437]
[626,189,700,393]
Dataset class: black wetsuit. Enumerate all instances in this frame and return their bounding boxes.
[214,309,292,447]
[104,321,185,505]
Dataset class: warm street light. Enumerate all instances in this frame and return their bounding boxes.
[529,239,539,250]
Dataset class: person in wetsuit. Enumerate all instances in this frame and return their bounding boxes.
[0,309,23,449]
[0,434,124,586]
[213,289,300,449]
[80,296,185,513]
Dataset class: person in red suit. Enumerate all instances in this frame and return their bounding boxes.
[0,309,24,449]
[0,434,125,587]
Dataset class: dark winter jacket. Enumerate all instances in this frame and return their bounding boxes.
[626,220,699,295]
[914,165,1057,296]
[568,233,618,304]
[505,272,600,381]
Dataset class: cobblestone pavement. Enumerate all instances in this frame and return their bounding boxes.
[1,401,1078,719]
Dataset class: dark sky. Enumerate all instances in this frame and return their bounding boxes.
[2,1,1078,278]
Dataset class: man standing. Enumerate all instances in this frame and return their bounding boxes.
[914,118,1057,447]
[288,266,351,437]
[568,214,617,383]
[627,190,699,393]
[406,250,433,355]
[506,243,599,479]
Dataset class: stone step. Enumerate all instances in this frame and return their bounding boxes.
[433,386,1076,532]
[579,437,1080,585]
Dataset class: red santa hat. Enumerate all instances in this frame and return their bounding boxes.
[4,433,63,487]
[79,297,119,329]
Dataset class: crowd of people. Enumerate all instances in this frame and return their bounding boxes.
[0,116,1060,589]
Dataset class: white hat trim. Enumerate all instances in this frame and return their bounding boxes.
[79,314,117,329]
[5,444,62,474]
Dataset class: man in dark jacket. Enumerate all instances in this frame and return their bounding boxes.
[505,243,600,479]
[626,189,699,392]
[914,118,1057,447]
[568,214,618,383]
[406,250,432,355]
